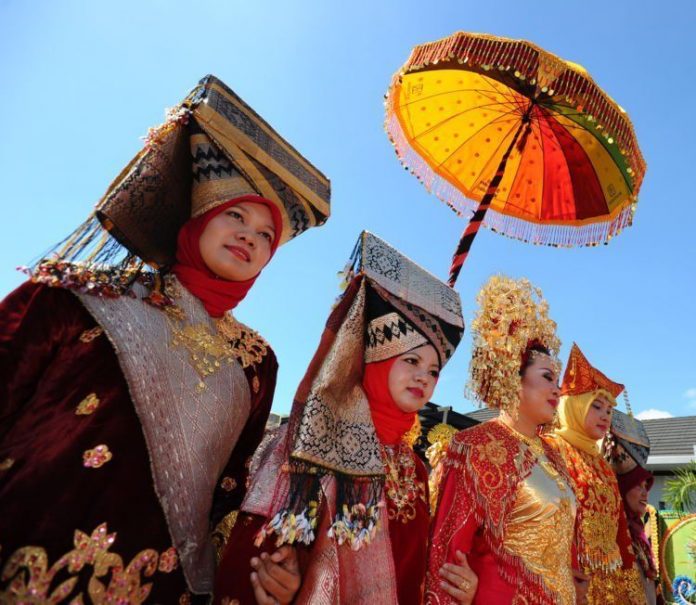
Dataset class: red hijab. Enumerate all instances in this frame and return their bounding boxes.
[172,196,282,317]
[362,357,418,446]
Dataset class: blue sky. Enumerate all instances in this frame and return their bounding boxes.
[1,0,694,419]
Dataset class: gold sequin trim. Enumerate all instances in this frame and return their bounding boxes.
[215,314,268,369]
[212,510,240,564]
[0,523,158,603]
[79,327,104,343]
[76,393,100,415]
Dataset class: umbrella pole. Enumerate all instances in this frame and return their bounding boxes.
[448,116,531,287]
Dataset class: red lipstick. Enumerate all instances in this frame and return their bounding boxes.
[225,245,250,262]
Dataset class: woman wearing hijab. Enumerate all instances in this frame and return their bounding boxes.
[607,412,661,605]
[618,467,660,604]
[213,231,466,604]
[548,343,645,605]
[425,275,578,605]
[0,76,330,603]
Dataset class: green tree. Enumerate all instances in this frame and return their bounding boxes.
[664,461,696,513]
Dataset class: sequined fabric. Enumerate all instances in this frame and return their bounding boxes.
[426,420,577,605]
[548,434,646,605]
[77,278,251,593]
[504,457,577,605]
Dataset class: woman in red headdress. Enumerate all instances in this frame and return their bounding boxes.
[547,343,646,605]
[0,93,329,604]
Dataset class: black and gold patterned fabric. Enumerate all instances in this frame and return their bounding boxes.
[31,75,331,274]
[245,231,464,550]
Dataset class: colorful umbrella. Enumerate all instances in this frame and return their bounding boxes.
[385,32,646,286]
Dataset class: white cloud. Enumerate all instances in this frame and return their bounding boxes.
[684,388,696,407]
[636,409,674,420]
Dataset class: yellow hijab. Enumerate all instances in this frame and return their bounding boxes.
[557,388,616,456]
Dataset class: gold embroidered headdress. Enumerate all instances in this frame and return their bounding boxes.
[557,343,624,456]
[468,275,560,413]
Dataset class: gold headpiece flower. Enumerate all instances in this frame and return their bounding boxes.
[467,275,560,413]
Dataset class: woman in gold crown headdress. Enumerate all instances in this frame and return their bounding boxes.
[213,232,466,605]
[0,76,330,603]
[546,344,646,605]
[425,275,579,605]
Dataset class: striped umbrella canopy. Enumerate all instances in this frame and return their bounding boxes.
[385,32,646,286]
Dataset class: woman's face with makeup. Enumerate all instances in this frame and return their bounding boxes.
[518,353,561,426]
[584,394,613,439]
[388,344,440,413]
[625,480,650,517]
[199,201,276,281]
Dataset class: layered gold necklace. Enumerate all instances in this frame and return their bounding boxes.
[501,420,567,493]
[162,277,267,391]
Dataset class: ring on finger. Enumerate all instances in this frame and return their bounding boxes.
[459,579,471,592]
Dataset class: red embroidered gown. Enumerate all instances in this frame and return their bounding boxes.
[0,281,277,603]
[425,420,577,605]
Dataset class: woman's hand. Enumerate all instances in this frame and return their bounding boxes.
[250,546,301,605]
[573,567,590,605]
[439,550,478,604]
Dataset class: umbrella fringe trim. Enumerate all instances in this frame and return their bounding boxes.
[385,113,635,249]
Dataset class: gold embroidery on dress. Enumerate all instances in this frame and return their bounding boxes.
[381,442,427,523]
[163,277,268,391]
[587,566,645,605]
[158,547,179,573]
[476,437,507,466]
[0,524,159,604]
[425,423,458,514]
[76,393,100,415]
[83,445,113,469]
[504,463,576,605]
[212,511,240,564]
[403,416,422,449]
[79,327,104,343]
[500,423,577,605]
[215,314,268,369]
[556,438,623,570]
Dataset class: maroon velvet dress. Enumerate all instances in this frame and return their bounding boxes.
[0,281,277,604]
[213,443,430,605]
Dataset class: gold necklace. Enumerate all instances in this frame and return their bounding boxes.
[381,442,427,523]
[500,420,567,491]
[162,277,267,391]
